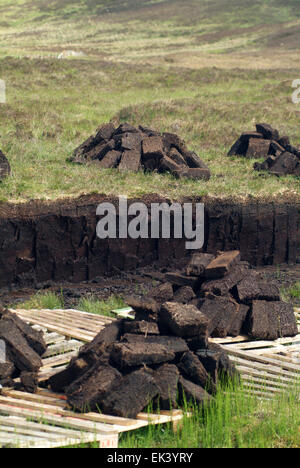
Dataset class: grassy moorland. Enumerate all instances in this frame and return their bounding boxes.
[0,0,300,202]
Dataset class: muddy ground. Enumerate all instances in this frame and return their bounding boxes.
[2,262,300,310]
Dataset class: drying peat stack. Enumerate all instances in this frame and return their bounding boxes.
[152,251,298,341]
[48,306,239,418]
[0,150,10,181]
[0,309,47,393]
[69,122,211,180]
[228,123,300,176]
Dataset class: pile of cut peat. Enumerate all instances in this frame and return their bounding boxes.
[142,250,298,341]
[48,305,238,418]
[0,309,47,392]
[228,123,300,176]
[69,122,211,180]
[0,150,10,181]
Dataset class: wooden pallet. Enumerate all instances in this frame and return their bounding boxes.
[3,306,299,448]
[0,308,185,448]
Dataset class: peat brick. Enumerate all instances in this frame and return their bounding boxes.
[142,136,164,160]
[153,364,179,410]
[256,123,279,141]
[48,357,90,393]
[149,282,174,304]
[97,150,121,168]
[165,272,200,289]
[66,363,122,413]
[178,376,211,406]
[236,272,281,303]
[183,151,209,170]
[228,304,249,337]
[101,368,159,418]
[278,136,290,148]
[95,139,116,161]
[0,150,11,180]
[201,263,250,296]
[79,320,124,363]
[268,151,299,175]
[0,319,42,373]
[205,251,241,279]
[118,149,141,172]
[121,334,188,357]
[126,297,160,322]
[178,351,215,393]
[123,320,160,336]
[246,138,271,159]
[198,296,239,338]
[186,253,215,277]
[159,155,181,174]
[20,371,38,394]
[113,123,140,135]
[95,123,115,142]
[159,302,209,338]
[0,361,15,381]
[110,341,175,369]
[115,132,142,151]
[197,342,239,384]
[1,310,47,356]
[185,332,209,352]
[168,147,187,166]
[247,301,298,340]
[173,286,196,304]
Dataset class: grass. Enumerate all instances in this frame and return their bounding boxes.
[15,290,124,318]
[77,294,125,317]
[0,1,300,202]
[18,291,65,309]
[119,381,300,449]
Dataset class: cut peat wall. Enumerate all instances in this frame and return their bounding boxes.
[0,195,299,289]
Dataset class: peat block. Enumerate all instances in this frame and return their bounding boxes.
[0,150,11,180]
[197,343,239,384]
[110,341,175,369]
[153,364,179,410]
[228,304,250,337]
[205,251,241,279]
[159,302,209,338]
[186,253,215,277]
[66,362,122,412]
[165,272,200,290]
[149,282,174,303]
[247,301,298,340]
[236,272,280,303]
[100,368,159,419]
[123,320,160,336]
[126,297,160,322]
[0,319,42,373]
[256,123,279,141]
[178,351,215,394]
[20,371,38,394]
[121,334,188,357]
[48,357,90,393]
[198,296,239,338]
[0,310,47,356]
[173,286,196,304]
[246,138,271,159]
[201,263,250,296]
[79,319,124,363]
[118,149,141,172]
[178,376,211,406]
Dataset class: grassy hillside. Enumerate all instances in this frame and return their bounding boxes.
[0,0,300,202]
